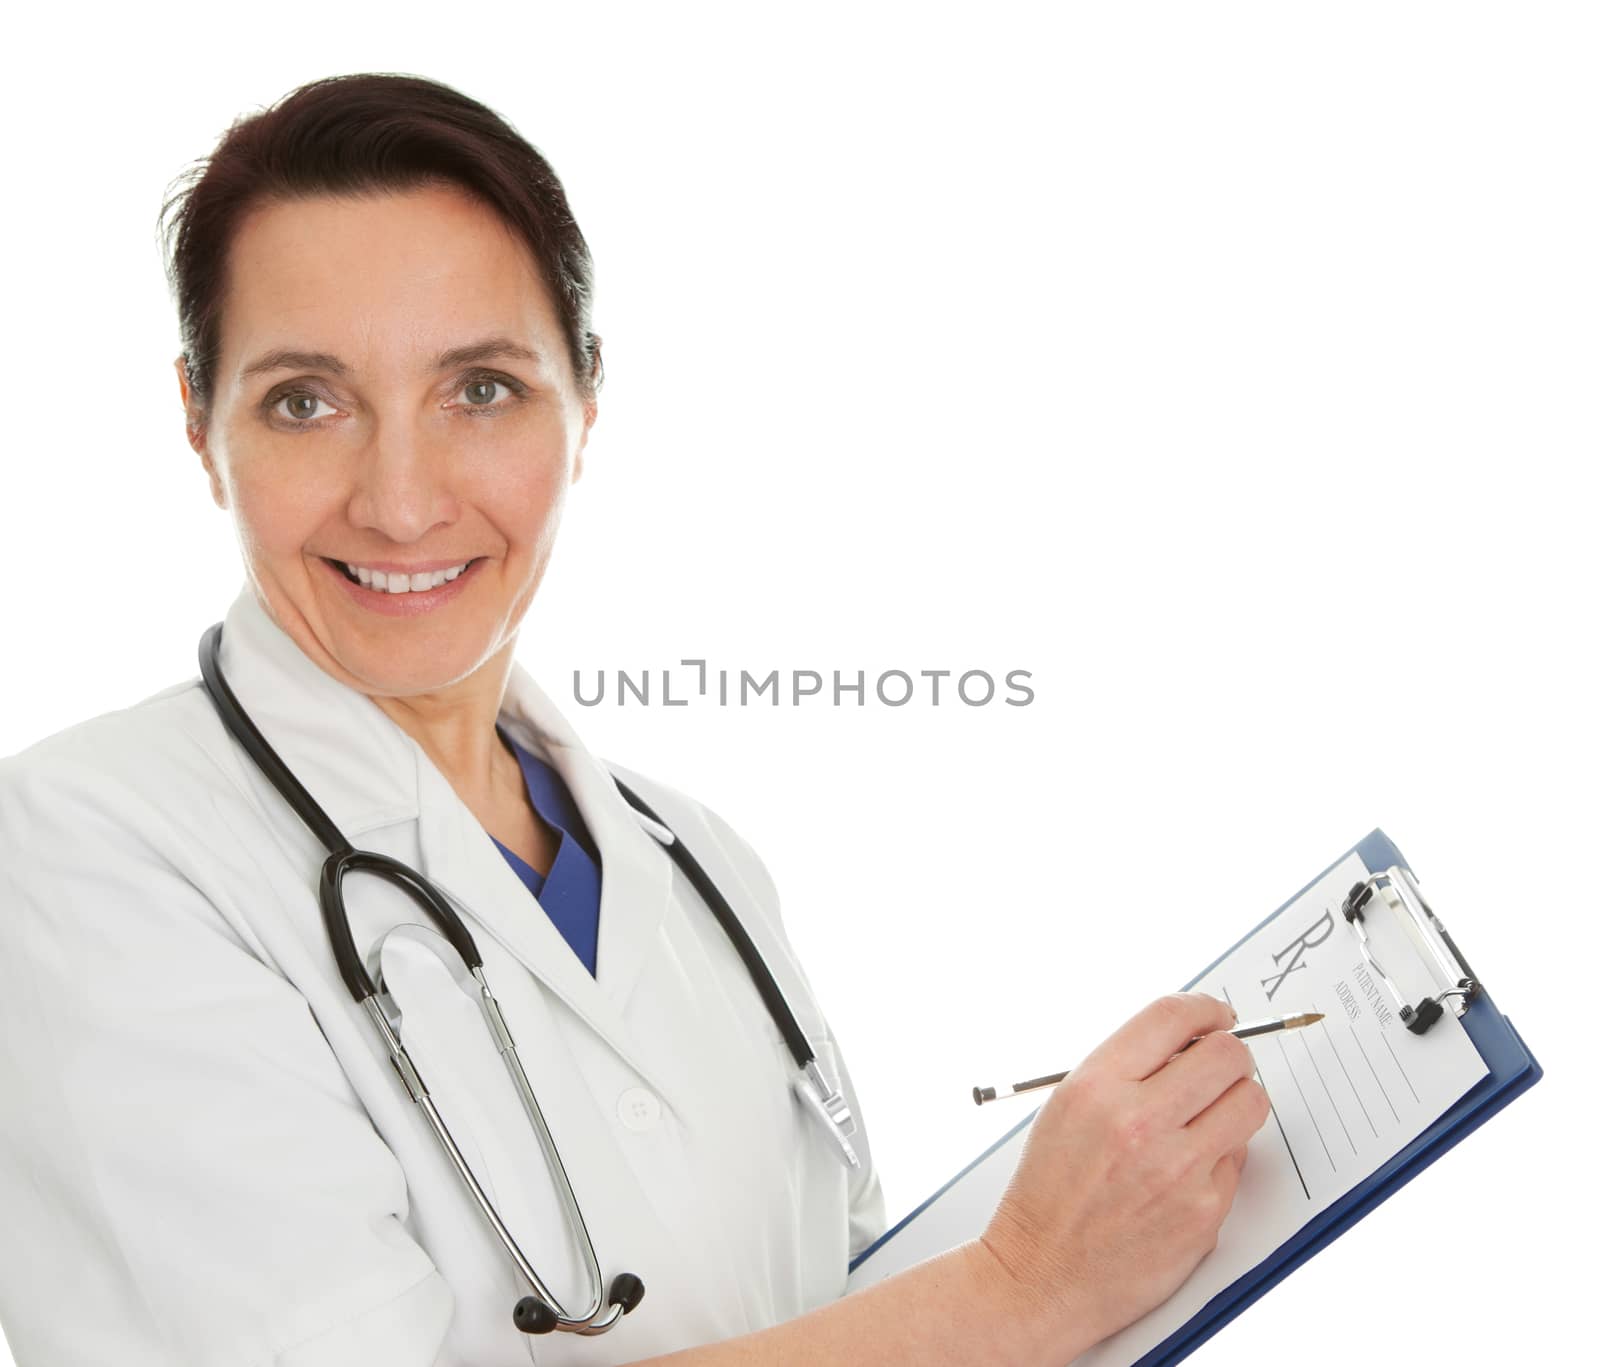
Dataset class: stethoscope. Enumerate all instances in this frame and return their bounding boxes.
[196,623,860,1338]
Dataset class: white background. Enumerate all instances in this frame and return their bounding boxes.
[3,3,1594,1363]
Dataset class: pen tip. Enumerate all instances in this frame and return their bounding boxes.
[1303,1012,1325,1025]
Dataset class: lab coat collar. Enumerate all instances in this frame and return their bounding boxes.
[214,585,677,1095]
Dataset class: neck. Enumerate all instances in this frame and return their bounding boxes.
[369,652,519,802]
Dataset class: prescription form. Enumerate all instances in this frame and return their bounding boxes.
[843,850,1489,1366]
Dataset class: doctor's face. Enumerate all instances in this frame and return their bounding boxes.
[179,182,595,698]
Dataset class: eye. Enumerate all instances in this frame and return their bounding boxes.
[269,390,339,424]
[451,371,527,415]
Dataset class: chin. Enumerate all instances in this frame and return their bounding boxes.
[344,641,490,697]
[261,567,512,696]
[302,614,491,696]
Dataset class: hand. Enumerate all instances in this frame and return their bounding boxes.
[972,992,1270,1362]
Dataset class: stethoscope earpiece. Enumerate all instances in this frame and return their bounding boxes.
[512,1274,643,1336]
[611,1272,646,1314]
[513,1296,559,1334]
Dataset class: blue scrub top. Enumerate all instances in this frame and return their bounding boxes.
[489,727,602,976]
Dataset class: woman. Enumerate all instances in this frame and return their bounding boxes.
[0,73,1267,1366]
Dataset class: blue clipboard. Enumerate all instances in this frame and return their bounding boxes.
[847,829,1544,1365]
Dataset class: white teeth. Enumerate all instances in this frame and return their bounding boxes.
[341,560,472,593]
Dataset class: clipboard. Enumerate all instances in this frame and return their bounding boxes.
[846,829,1544,1365]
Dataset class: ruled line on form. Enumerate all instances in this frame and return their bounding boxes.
[1350,1023,1399,1124]
[1256,1062,1309,1201]
[1381,1030,1420,1104]
[1317,1009,1378,1139]
[1299,1031,1355,1157]
[1219,984,1311,1201]
[1277,1034,1335,1172]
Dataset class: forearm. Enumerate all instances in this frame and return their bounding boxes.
[622,1238,1098,1367]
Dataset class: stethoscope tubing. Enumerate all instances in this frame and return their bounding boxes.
[604,773,817,1073]
[195,620,832,1336]
[200,623,638,1332]
[198,622,816,1072]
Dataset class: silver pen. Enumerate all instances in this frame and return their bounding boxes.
[972,1011,1326,1105]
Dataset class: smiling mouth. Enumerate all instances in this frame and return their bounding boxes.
[324,557,485,593]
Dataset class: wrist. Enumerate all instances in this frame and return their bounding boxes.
[958,1236,1102,1367]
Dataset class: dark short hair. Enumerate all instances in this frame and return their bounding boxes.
[159,72,603,418]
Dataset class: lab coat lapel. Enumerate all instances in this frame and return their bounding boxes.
[213,586,685,1110]
[215,586,418,836]
[495,662,676,1015]
[410,732,681,1110]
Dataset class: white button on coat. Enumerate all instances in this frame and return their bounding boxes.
[617,1087,662,1133]
[0,586,886,1367]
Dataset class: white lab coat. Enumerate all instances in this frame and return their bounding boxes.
[0,587,886,1367]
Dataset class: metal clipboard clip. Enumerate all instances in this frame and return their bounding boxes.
[1340,864,1481,1035]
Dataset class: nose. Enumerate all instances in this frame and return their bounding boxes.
[344,411,462,543]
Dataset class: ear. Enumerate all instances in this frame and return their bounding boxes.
[175,355,227,511]
[572,390,598,486]
[572,341,603,485]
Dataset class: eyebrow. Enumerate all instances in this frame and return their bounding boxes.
[239,336,542,382]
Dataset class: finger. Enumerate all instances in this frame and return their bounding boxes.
[1233,1143,1249,1176]
[1186,1075,1272,1165]
[1086,993,1238,1082]
[1145,1028,1255,1125]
